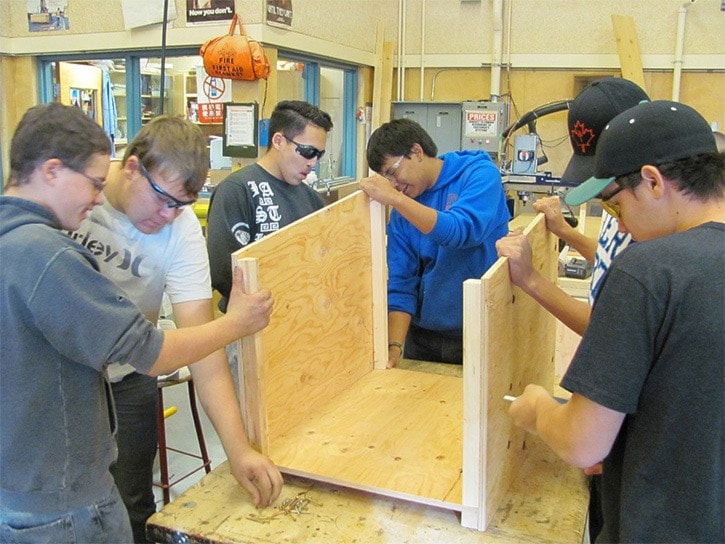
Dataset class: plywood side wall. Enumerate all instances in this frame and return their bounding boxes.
[462,213,558,530]
[232,192,383,444]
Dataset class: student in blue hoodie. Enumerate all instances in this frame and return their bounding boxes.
[361,118,510,367]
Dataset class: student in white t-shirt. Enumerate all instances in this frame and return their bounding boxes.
[72,115,283,543]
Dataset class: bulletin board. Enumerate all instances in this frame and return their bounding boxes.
[223,102,259,158]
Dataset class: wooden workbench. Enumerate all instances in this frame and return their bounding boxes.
[147,361,588,544]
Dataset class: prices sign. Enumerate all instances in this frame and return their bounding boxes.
[464,110,499,137]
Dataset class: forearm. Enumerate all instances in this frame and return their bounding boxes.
[388,310,411,367]
[559,228,597,264]
[190,352,256,458]
[530,393,623,468]
[148,317,238,376]
[518,269,591,336]
[390,192,438,235]
[388,310,411,345]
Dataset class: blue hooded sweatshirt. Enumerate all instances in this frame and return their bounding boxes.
[387,150,510,334]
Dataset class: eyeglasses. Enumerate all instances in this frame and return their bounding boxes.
[382,155,405,181]
[71,168,105,193]
[137,159,197,209]
[283,135,326,161]
[600,183,626,220]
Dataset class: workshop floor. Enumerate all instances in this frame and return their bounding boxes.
[152,382,226,507]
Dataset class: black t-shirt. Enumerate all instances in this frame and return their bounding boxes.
[562,223,724,543]
[206,163,323,309]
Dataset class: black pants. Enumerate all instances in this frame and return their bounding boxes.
[110,372,159,544]
[589,474,604,542]
[404,324,463,365]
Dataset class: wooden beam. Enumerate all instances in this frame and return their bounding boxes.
[233,257,268,453]
[611,14,647,93]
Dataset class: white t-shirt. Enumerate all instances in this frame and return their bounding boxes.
[71,199,211,381]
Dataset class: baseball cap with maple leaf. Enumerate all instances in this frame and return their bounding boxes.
[562,77,649,183]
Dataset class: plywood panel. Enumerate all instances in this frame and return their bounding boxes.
[232,192,381,444]
[270,368,463,507]
[232,195,558,527]
[462,213,558,530]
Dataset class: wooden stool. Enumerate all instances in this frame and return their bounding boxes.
[154,370,212,504]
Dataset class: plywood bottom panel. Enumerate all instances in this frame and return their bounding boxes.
[268,368,463,509]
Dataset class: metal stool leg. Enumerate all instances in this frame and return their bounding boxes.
[154,376,212,504]
[186,380,212,474]
[156,387,171,505]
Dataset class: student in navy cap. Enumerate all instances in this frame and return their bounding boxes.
[497,77,648,336]
[508,101,723,543]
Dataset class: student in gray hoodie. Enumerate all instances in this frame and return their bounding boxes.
[0,103,274,543]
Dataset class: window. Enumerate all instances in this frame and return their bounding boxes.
[39,49,358,178]
[39,48,207,158]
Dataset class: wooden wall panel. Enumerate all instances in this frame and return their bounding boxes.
[462,214,558,530]
[232,192,379,443]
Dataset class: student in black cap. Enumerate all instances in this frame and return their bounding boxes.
[508,100,724,543]
[497,77,648,542]
[497,77,648,336]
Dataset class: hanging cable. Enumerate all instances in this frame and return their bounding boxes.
[158,0,169,115]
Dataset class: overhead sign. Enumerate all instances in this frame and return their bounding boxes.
[266,0,293,28]
[186,0,234,24]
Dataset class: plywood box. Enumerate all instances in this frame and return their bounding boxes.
[230,190,558,531]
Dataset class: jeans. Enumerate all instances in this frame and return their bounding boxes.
[405,324,463,365]
[110,372,158,544]
[0,486,133,544]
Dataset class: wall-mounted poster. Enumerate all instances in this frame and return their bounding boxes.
[27,0,69,31]
[121,0,177,30]
[187,0,235,24]
[266,0,292,28]
[196,68,232,124]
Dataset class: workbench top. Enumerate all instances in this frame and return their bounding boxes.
[147,361,588,544]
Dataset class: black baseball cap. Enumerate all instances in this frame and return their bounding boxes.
[565,100,717,206]
[561,78,649,183]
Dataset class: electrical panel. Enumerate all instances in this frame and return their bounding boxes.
[392,102,462,155]
[512,134,539,174]
[460,101,509,156]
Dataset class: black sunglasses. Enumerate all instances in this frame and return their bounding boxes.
[283,135,325,161]
[137,158,197,209]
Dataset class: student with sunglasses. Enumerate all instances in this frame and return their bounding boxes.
[69,115,283,543]
[360,118,510,367]
[207,100,333,313]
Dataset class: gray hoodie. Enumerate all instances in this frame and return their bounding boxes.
[0,195,163,515]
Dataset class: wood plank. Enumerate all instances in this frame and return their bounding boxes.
[371,22,385,132]
[369,195,389,369]
[611,14,647,92]
[233,257,267,452]
[232,192,381,447]
[270,367,463,507]
[462,214,558,530]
